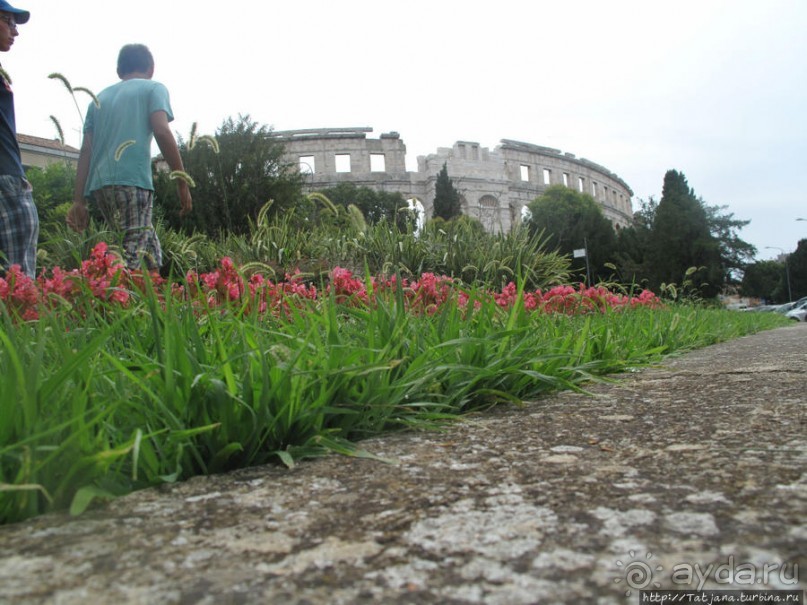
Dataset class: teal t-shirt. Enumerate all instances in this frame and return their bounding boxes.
[83,78,173,195]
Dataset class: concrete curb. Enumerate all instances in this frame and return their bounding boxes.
[1,324,805,604]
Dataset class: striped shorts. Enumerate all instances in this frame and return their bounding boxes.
[0,175,39,278]
[92,185,162,270]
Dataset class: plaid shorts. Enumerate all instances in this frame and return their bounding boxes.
[0,175,39,278]
[92,185,162,270]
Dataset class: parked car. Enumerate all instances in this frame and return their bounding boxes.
[776,301,798,314]
[747,304,783,312]
[785,299,807,322]
[775,297,807,314]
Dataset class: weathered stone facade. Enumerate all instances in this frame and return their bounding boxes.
[271,127,634,233]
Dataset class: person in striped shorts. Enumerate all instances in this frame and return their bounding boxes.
[67,43,192,270]
[0,0,36,278]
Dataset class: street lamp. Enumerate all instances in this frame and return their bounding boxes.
[765,246,792,302]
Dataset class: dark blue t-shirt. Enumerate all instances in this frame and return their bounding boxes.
[0,70,24,177]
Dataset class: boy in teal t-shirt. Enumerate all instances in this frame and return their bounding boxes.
[67,44,192,270]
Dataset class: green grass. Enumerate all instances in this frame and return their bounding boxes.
[0,282,791,525]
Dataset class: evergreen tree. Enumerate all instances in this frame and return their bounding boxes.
[649,170,724,297]
[702,202,756,285]
[432,163,462,221]
[616,187,755,295]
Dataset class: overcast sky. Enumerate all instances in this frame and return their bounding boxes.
[6,0,806,260]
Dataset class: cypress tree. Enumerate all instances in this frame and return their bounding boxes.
[432,163,462,220]
[650,170,723,297]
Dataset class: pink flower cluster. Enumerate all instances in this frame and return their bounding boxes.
[0,242,132,320]
[186,258,318,315]
[494,282,662,314]
[323,268,661,315]
[0,244,662,322]
[328,268,456,314]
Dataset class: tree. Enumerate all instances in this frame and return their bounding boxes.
[616,183,755,296]
[741,260,788,303]
[649,170,723,297]
[432,163,462,221]
[154,115,304,237]
[525,185,616,283]
[614,197,656,285]
[25,162,76,242]
[788,239,807,300]
[702,202,756,285]
[314,182,412,231]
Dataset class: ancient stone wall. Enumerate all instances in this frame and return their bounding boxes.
[271,128,634,233]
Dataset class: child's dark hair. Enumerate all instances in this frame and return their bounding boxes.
[117,44,154,77]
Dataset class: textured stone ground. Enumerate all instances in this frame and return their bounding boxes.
[1,324,805,604]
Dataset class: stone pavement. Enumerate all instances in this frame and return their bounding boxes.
[1,324,805,605]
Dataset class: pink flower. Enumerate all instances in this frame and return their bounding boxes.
[0,264,40,318]
[328,267,368,303]
[3,248,665,324]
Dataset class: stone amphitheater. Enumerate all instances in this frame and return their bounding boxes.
[271,127,634,233]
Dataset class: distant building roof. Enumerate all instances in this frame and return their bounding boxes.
[17,133,80,168]
[17,133,80,154]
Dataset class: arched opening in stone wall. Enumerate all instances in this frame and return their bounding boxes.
[477,195,501,233]
[406,197,425,235]
[459,195,469,215]
[509,203,521,228]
